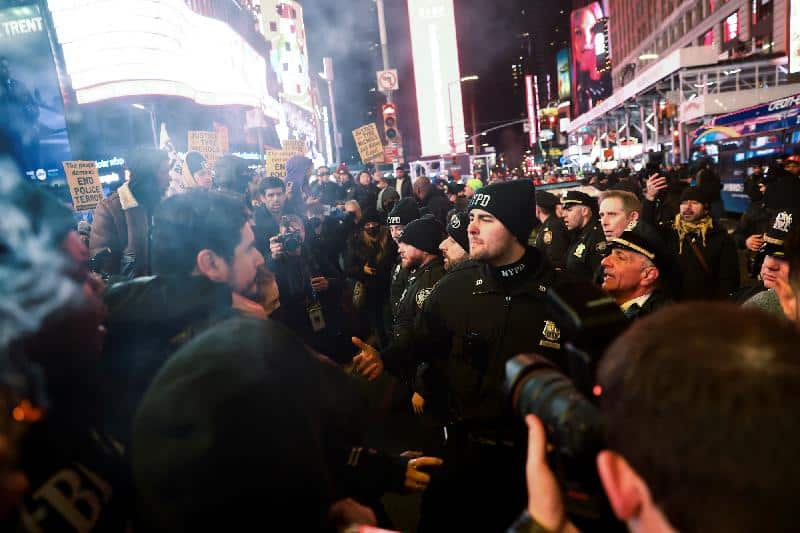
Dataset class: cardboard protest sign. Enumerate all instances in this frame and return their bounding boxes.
[264,149,296,178]
[63,161,104,211]
[213,124,230,153]
[281,139,306,156]
[352,123,385,164]
[187,131,222,168]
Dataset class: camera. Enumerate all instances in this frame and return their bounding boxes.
[276,231,301,253]
[504,281,628,531]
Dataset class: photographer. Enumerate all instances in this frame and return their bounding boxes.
[253,176,292,254]
[268,214,352,360]
[518,303,800,532]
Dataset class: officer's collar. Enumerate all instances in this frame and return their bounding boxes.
[475,247,550,296]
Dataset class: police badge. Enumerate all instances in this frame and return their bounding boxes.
[574,243,586,258]
[416,288,433,309]
[543,229,552,244]
[539,320,561,349]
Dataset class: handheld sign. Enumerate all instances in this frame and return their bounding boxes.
[63,161,104,212]
[353,123,385,164]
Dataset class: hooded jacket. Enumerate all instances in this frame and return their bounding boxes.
[284,155,312,213]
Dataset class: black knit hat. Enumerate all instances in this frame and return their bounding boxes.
[536,190,559,209]
[467,180,536,244]
[361,206,382,225]
[400,215,443,254]
[387,198,420,226]
[185,151,207,176]
[679,186,708,205]
[446,211,470,253]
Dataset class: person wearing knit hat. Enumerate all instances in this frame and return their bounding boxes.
[398,216,444,267]
[440,211,470,270]
[561,190,606,281]
[353,156,569,533]
[465,177,483,197]
[183,151,213,188]
[662,185,740,300]
[387,198,420,243]
[534,190,569,269]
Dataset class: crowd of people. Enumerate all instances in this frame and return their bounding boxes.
[1,145,800,532]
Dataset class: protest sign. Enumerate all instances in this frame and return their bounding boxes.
[281,139,306,156]
[264,149,296,178]
[187,130,221,168]
[63,161,104,211]
[352,123,385,164]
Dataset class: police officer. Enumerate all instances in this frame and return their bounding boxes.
[561,190,606,281]
[386,198,421,309]
[355,180,567,531]
[534,190,569,269]
[440,211,470,271]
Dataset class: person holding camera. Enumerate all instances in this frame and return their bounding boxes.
[516,303,800,533]
[253,176,293,254]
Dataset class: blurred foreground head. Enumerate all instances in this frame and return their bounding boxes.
[0,156,105,398]
[598,303,800,532]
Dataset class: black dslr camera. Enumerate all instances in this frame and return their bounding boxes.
[276,216,301,253]
[504,281,628,531]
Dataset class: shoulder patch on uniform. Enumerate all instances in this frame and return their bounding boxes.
[416,288,433,309]
[543,229,552,244]
[574,243,586,258]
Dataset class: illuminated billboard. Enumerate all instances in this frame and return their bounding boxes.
[791,0,800,74]
[260,1,313,112]
[48,0,271,112]
[0,3,72,182]
[570,1,612,117]
[556,48,571,100]
[408,0,466,156]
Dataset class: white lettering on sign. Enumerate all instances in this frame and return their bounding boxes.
[1,17,44,36]
[471,193,491,208]
[768,95,800,112]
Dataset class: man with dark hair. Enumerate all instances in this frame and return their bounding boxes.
[521,303,800,533]
[100,189,266,445]
[661,186,739,300]
[561,190,606,281]
[413,175,451,225]
[253,176,289,254]
[90,147,170,278]
[534,190,569,269]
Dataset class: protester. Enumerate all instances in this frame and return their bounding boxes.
[253,176,290,253]
[90,147,170,278]
[413,176,451,225]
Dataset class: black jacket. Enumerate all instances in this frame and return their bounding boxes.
[534,214,570,269]
[420,188,452,226]
[389,260,410,310]
[565,216,606,281]
[661,220,740,300]
[416,248,567,426]
[252,205,280,256]
[624,289,673,320]
[382,257,446,379]
[101,275,234,445]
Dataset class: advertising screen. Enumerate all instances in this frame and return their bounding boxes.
[570,1,612,117]
[408,0,466,156]
[48,0,270,112]
[0,4,72,182]
[556,48,571,101]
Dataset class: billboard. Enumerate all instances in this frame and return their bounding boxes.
[570,1,612,117]
[262,1,313,112]
[556,48,571,100]
[0,4,72,182]
[791,0,800,74]
[408,0,466,156]
[48,0,271,112]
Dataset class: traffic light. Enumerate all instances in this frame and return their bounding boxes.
[382,103,399,142]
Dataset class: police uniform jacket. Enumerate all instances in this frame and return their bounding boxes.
[565,216,606,281]
[534,215,570,269]
[416,248,566,426]
[382,257,446,378]
[389,260,410,311]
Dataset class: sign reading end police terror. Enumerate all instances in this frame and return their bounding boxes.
[63,161,104,212]
[353,123,385,164]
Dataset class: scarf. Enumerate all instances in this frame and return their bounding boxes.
[673,214,713,254]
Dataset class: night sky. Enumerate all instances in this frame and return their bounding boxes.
[302,0,573,165]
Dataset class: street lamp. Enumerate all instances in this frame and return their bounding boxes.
[448,75,479,155]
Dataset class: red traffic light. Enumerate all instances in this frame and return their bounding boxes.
[382,103,397,118]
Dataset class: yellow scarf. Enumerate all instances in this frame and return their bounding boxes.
[673,214,713,254]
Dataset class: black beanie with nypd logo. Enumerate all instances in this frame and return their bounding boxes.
[447,211,470,252]
[468,180,536,245]
[387,197,420,226]
[399,215,443,254]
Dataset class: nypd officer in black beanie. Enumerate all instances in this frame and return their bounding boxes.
[387,198,421,309]
[561,190,606,280]
[440,211,470,270]
[355,180,568,531]
[534,190,570,269]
